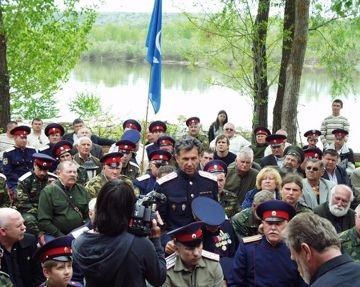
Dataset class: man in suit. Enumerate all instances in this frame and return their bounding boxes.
[260,134,287,168]
[322,148,350,186]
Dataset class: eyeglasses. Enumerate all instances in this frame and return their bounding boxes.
[306,166,319,172]
[225,128,234,131]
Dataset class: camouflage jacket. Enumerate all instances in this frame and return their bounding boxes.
[0,271,13,287]
[295,202,313,214]
[231,208,261,239]
[15,171,57,214]
[121,161,140,180]
[340,227,360,262]
[219,189,240,218]
[0,174,10,207]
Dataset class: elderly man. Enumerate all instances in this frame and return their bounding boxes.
[231,190,273,239]
[0,208,44,286]
[314,184,355,233]
[73,127,103,159]
[38,161,90,239]
[321,148,350,185]
[340,203,360,262]
[155,137,218,232]
[260,134,287,168]
[85,152,124,198]
[210,122,250,155]
[280,146,304,177]
[73,136,101,177]
[224,147,258,205]
[284,212,360,286]
[15,153,57,236]
[300,158,335,209]
[228,200,304,286]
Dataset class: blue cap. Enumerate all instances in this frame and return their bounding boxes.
[192,196,225,226]
[123,119,142,132]
[121,129,141,143]
[167,221,204,247]
[204,160,227,175]
[256,200,296,222]
[34,236,73,263]
[32,153,56,169]
[45,123,65,137]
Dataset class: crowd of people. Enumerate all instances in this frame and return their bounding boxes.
[0,98,359,286]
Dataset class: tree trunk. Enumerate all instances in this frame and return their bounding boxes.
[252,0,270,135]
[281,0,310,144]
[0,6,10,131]
[272,0,295,133]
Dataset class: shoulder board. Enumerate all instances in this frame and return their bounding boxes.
[242,234,262,243]
[0,173,6,181]
[129,161,140,168]
[145,143,154,148]
[136,174,150,181]
[202,249,220,261]
[18,171,32,182]
[165,252,177,270]
[38,146,49,152]
[71,225,90,238]
[4,146,15,153]
[48,172,58,179]
[198,170,217,182]
[157,171,178,185]
[26,145,36,150]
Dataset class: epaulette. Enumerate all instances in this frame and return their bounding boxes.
[18,171,32,182]
[145,143,154,149]
[156,171,178,185]
[136,174,150,182]
[26,145,36,150]
[4,146,15,153]
[0,173,6,181]
[242,234,262,243]
[202,249,220,261]
[165,252,177,270]
[71,225,90,238]
[48,172,58,179]
[38,146,49,152]
[198,170,217,182]
[129,161,140,168]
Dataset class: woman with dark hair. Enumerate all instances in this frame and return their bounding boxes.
[72,180,166,287]
[208,110,228,143]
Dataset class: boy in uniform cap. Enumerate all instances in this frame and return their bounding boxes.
[164,221,224,287]
[260,134,287,168]
[192,196,238,281]
[35,236,81,287]
[39,123,65,158]
[328,128,355,175]
[2,125,36,195]
[86,152,130,197]
[115,139,140,180]
[133,150,171,196]
[204,160,239,217]
[15,153,57,236]
[303,129,321,150]
[250,126,271,163]
[228,200,305,287]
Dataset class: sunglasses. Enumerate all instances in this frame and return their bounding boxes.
[306,166,319,172]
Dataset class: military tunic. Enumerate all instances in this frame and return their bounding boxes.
[0,173,10,207]
[164,255,224,287]
[133,172,156,195]
[340,227,360,262]
[219,189,240,218]
[231,208,261,239]
[228,236,304,287]
[121,161,140,180]
[15,171,58,235]
[2,146,36,191]
[38,180,90,237]
[155,170,218,231]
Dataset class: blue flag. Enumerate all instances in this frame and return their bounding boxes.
[146,0,162,114]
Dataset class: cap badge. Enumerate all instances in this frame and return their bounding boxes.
[271,210,277,216]
[192,233,197,239]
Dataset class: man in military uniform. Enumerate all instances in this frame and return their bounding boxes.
[38,161,90,240]
[2,125,36,196]
[203,159,239,217]
[116,139,140,180]
[228,200,305,286]
[86,152,125,197]
[155,136,218,232]
[303,129,321,150]
[340,203,360,262]
[164,221,224,287]
[250,126,271,164]
[133,150,171,196]
[183,117,208,149]
[145,120,167,157]
[15,153,57,236]
[157,135,177,168]
[39,123,65,158]
[231,190,273,239]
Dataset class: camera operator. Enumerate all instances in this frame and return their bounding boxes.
[72,180,166,287]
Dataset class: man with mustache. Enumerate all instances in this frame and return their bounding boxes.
[228,200,305,287]
[38,161,90,242]
[314,184,355,233]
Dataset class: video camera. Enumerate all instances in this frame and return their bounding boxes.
[128,190,166,236]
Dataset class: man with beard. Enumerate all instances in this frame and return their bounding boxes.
[284,212,360,286]
[314,184,355,233]
[279,146,304,177]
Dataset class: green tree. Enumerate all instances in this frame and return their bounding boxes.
[68,91,102,120]
[0,0,97,128]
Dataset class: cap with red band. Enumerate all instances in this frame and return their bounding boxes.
[167,221,204,247]
[10,125,31,136]
[254,126,271,136]
[332,128,348,138]
[186,117,200,127]
[45,123,65,137]
[32,153,55,168]
[204,160,227,175]
[52,140,73,158]
[256,200,296,222]
[149,121,167,133]
[100,152,123,167]
[34,236,73,263]
[149,150,172,162]
[157,136,175,147]
[115,140,136,152]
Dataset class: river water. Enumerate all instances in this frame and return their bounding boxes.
[55,61,360,149]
